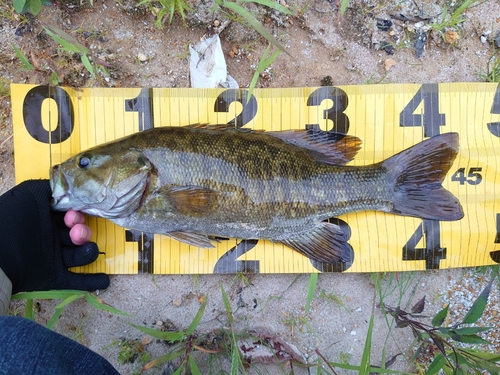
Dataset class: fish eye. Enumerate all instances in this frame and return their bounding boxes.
[78,156,91,168]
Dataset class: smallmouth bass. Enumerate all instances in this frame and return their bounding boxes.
[50,124,463,264]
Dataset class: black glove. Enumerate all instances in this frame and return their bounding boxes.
[0,180,110,294]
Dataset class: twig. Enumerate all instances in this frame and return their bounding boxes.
[0,134,13,149]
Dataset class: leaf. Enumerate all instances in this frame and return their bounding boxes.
[248,44,281,98]
[452,327,492,335]
[448,332,491,345]
[143,347,186,371]
[239,0,292,15]
[411,296,426,314]
[359,314,374,374]
[12,290,86,300]
[80,53,95,77]
[305,273,318,314]
[221,285,233,324]
[24,299,34,320]
[219,1,291,56]
[429,332,446,356]
[427,353,446,375]
[13,0,27,13]
[186,297,207,335]
[30,0,42,15]
[230,344,239,374]
[340,0,349,15]
[43,26,89,54]
[188,354,201,375]
[461,278,494,324]
[47,293,84,328]
[130,323,185,342]
[10,43,35,71]
[85,294,132,316]
[395,315,409,328]
[432,304,449,327]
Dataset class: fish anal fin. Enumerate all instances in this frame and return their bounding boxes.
[167,185,219,217]
[168,230,216,248]
[278,222,353,263]
[269,129,362,165]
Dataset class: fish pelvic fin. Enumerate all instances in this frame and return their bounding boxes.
[384,132,464,221]
[278,221,353,263]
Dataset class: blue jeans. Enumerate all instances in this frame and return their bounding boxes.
[0,316,118,374]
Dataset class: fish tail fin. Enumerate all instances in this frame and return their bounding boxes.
[383,132,463,221]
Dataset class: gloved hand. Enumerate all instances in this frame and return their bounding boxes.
[0,180,110,294]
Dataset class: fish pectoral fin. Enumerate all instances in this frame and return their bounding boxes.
[166,185,219,217]
[268,128,362,165]
[278,222,353,263]
[168,230,216,248]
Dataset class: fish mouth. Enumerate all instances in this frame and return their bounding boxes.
[50,164,72,210]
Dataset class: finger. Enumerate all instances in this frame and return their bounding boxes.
[62,242,100,267]
[56,271,111,291]
[64,210,86,228]
[69,224,92,245]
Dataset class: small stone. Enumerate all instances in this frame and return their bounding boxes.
[385,57,396,70]
[214,19,220,27]
[376,19,392,31]
[172,298,182,307]
[137,53,148,62]
[445,30,459,44]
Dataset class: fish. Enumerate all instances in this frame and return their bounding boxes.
[49,124,463,264]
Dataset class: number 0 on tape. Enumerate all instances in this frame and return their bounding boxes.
[11,83,500,274]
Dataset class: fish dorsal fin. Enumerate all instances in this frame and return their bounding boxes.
[168,230,216,248]
[184,123,263,133]
[269,128,362,165]
[167,185,219,217]
[184,123,361,164]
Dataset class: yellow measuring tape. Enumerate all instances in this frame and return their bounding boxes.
[11,83,500,274]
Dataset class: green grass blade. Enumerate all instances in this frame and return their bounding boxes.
[221,2,290,56]
[10,43,34,71]
[186,297,207,335]
[340,0,349,15]
[305,273,318,313]
[12,290,86,300]
[80,53,95,77]
[43,26,89,54]
[239,0,292,15]
[84,293,132,315]
[130,323,185,342]
[143,346,186,371]
[188,353,202,375]
[24,299,34,320]
[230,344,239,374]
[247,43,280,101]
[358,314,374,374]
[221,285,233,324]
